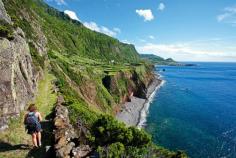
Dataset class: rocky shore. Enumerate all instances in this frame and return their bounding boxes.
[116,75,163,127]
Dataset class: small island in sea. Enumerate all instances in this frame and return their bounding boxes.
[140,54,196,66]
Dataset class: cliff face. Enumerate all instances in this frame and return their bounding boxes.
[0,0,154,130]
[0,0,11,23]
[102,68,154,104]
[0,0,157,129]
[0,0,38,130]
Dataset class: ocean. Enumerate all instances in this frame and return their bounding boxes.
[145,62,236,158]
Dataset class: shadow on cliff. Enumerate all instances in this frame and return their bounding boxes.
[27,110,56,158]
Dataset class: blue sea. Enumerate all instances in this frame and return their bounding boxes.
[145,62,236,158]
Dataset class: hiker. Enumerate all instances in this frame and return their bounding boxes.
[24,104,42,148]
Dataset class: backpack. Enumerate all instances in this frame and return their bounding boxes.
[25,112,39,129]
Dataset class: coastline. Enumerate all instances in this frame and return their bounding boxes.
[116,75,164,127]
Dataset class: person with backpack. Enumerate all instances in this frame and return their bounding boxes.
[24,104,42,148]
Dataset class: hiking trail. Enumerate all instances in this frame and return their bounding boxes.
[0,71,57,158]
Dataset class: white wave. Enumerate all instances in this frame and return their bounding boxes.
[159,74,164,78]
[137,80,165,129]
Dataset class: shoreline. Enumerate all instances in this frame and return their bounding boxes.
[137,77,165,128]
[116,75,164,127]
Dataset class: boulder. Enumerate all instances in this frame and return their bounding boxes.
[54,96,92,158]
[0,0,11,23]
[72,145,92,158]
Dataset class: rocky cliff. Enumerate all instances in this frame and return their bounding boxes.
[0,0,39,130]
[0,0,153,130]
[0,0,11,23]
[54,95,91,158]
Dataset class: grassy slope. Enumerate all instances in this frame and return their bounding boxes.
[1,0,188,157]
[3,0,140,64]
[0,71,57,158]
[3,0,148,122]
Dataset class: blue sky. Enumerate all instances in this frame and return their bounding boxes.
[45,0,236,62]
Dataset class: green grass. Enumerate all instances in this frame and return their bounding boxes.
[34,71,57,117]
[3,0,141,64]
[48,49,149,115]
[0,20,14,40]
[0,71,57,158]
[0,113,30,158]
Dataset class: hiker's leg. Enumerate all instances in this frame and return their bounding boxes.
[32,133,38,147]
[37,132,42,146]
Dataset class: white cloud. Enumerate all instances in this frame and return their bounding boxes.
[46,0,66,5]
[64,10,79,21]
[122,39,132,44]
[136,40,236,62]
[83,22,120,37]
[217,5,236,26]
[158,3,165,11]
[101,26,117,37]
[63,10,120,37]
[56,0,66,5]
[217,13,231,22]
[113,27,121,33]
[139,39,146,43]
[149,35,155,39]
[83,22,100,31]
[136,9,154,21]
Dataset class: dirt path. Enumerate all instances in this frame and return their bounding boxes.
[0,72,57,158]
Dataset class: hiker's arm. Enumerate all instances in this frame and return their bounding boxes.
[38,113,43,122]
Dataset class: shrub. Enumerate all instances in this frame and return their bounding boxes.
[91,115,151,147]
[128,127,152,147]
[0,20,14,40]
[28,42,45,69]
[97,142,125,158]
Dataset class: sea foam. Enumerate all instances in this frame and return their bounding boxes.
[137,80,165,129]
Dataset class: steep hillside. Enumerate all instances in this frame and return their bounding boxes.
[0,0,187,157]
[4,0,140,64]
[0,0,39,131]
[1,0,154,124]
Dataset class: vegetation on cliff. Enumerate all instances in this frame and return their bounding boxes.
[0,19,14,40]
[1,0,187,157]
[92,115,187,158]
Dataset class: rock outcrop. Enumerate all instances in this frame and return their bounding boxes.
[54,96,92,158]
[0,0,11,23]
[102,69,155,105]
[0,0,38,130]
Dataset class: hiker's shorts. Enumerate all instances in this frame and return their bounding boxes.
[26,123,42,134]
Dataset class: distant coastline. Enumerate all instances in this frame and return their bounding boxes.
[116,75,164,127]
[140,54,196,66]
